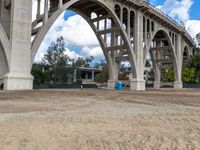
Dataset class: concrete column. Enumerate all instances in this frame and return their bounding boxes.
[150,50,161,88]
[59,0,63,9]
[143,17,148,61]
[73,69,77,82]
[43,0,49,24]
[85,73,88,80]
[174,34,183,88]
[153,63,161,88]
[131,10,145,91]
[120,7,123,23]
[127,10,130,38]
[104,19,107,45]
[36,0,41,19]
[4,0,33,90]
[92,71,95,81]
[108,58,119,89]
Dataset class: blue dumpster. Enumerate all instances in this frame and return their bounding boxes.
[117,82,123,90]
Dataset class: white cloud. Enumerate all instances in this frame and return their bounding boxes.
[185,20,200,38]
[158,0,193,22]
[64,48,81,60]
[156,0,200,39]
[61,15,99,48]
[80,46,104,58]
[34,49,45,63]
[34,11,104,62]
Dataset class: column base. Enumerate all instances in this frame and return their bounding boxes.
[107,80,116,90]
[3,73,34,90]
[174,81,183,89]
[154,81,160,88]
[130,79,145,91]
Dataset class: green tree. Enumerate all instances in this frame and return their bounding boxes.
[118,64,128,80]
[73,56,94,68]
[165,68,175,82]
[31,64,51,84]
[94,60,109,83]
[43,36,69,67]
[43,36,69,83]
[182,66,196,83]
[186,51,200,83]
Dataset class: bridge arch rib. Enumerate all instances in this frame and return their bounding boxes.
[31,0,138,88]
[145,28,179,88]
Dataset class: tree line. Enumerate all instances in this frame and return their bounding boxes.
[32,34,200,85]
[32,36,109,84]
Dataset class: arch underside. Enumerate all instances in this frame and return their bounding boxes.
[32,0,138,81]
[145,29,179,86]
[183,46,189,63]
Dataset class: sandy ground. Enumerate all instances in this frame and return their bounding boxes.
[0,88,200,150]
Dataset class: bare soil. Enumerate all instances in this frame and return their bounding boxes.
[0,88,200,150]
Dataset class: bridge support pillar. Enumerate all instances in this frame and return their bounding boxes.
[130,10,145,91]
[107,80,116,89]
[107,60,119,90]
[174,81,183,89]
[154,81,160,88]
[4,74,33,90]
[4,0,33,90]
[130,79,145,91]
[173,34,183,89]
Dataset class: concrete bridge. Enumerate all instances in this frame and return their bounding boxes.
[0,0,195,90]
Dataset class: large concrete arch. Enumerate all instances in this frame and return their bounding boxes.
[144,28,180,87]
[145,28,177,64]
[72,9,115,84]
[0,0,195,90]
[31,0,138,88]
[182,45,190,63]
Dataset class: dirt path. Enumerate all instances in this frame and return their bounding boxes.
[0,89,200,150]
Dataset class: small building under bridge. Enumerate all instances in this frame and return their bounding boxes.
[74,67,102,84]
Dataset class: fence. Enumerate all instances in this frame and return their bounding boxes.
[33,82,97,89]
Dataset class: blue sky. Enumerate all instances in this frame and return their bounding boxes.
[190,1,200,20]
[150,0,200,20]
[33,0,200,63]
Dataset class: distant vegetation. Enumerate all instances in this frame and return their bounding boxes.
[32,35,200,85]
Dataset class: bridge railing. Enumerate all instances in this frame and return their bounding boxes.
[143,0,194,45]
[143,0,184,28]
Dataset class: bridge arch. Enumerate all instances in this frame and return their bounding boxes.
[145,28,179,87]
[183,46,190,63]
[32,0,138,82]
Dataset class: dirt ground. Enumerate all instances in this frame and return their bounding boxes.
[0,88,200,150]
